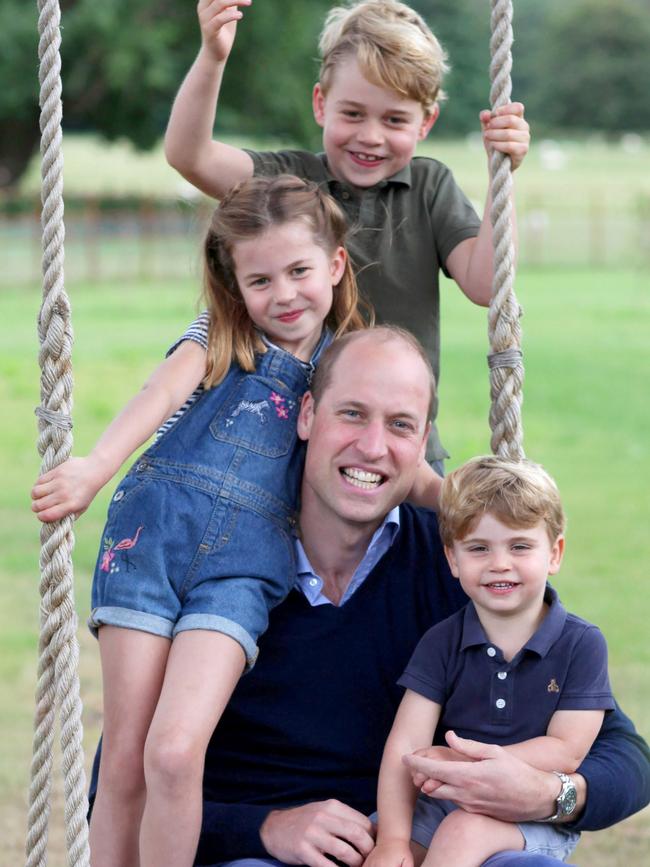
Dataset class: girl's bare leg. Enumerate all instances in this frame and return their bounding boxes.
[89,626,170,867]
[424,809,525,867]
[139,630,246,867]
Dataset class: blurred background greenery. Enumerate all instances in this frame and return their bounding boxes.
[1,0,650,189]
[1,1,649,864]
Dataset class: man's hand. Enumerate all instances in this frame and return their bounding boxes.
[405,743,466,793]
[402,731,562,822]
[260,800,376,867]
[363,839,413,867]
[198,0,252,63]
[480,102,530,171]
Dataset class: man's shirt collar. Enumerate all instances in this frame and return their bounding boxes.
[296,506,401,606]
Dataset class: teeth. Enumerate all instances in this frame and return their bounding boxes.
[489,582,516,589]
[354,153,382,162]
[342,467,383,489]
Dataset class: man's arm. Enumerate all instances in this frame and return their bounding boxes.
[446,102,529,307]
[195,800,375,866]
[164,0,254,198]
[403,702,650,830]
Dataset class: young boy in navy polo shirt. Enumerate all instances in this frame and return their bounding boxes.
[367,456,615,867]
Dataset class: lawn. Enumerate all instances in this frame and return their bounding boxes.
[1,266,648,863]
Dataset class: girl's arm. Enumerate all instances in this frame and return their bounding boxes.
[364,691,441,867]
[503,709,606,773]
[31,340,207,522]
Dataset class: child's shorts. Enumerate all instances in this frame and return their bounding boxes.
[88,470,296,670]
[371,795,580,861]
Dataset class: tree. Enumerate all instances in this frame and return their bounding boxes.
[522,0,650,134]
[0,0,330,190]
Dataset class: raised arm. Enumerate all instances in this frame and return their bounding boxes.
[364,691,441,867]
[164,0,254,198]
[31,339,207,522]
[446,102,529,307]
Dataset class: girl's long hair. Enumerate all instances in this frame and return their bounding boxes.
[202,174,370,387]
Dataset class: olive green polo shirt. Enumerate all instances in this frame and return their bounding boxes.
[246,149,481,461]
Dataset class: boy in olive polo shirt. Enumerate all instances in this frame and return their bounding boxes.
[165,0,530,469]
[369,456,614,867]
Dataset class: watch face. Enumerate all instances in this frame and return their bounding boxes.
[561,785,577,815]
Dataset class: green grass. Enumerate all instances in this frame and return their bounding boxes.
[1,267,649,863]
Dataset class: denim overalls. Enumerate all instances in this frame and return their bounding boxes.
[89,332,330,668]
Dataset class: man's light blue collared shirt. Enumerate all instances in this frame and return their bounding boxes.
[295,506,401,607]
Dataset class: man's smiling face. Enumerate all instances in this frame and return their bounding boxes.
[297,331,431,535]
[312,55,437,189]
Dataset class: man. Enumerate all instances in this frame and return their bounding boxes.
[191,327,650,867]
[90,327,650,866]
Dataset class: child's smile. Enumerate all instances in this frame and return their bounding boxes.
[312,56,437,189]
[232,220,345,361]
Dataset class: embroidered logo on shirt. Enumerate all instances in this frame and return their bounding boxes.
[547,678,560,693]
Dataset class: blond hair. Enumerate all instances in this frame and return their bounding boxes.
[310,325,435,420]
[438,456,566,547]
[202,175,368,388]
[318,0,449,114]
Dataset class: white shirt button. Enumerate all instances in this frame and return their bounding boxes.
[113,491,124,502]
[497,671,507,680]
[309,578,318,587]
[496,698,506,709]
[487,647,497,657]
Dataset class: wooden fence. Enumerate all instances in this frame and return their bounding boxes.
[1,194,649,287]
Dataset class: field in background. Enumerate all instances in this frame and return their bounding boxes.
[1,264,648,863]
[2,133,649,286]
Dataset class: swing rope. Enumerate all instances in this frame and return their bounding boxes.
[487,0,525,459]
[26,1,90,865]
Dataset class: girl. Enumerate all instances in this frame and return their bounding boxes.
[31,175,367,867]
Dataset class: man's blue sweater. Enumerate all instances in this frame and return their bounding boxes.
[193,506,650,863]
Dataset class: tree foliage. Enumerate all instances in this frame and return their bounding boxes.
[1,0,649,188]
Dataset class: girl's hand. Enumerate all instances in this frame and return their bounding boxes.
[31,456,109,523]
[480,102,530,171]
[363,840,413,867]
[198,0,252,63]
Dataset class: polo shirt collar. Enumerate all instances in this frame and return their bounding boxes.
[320,154,413,193]
[460,584,568,658]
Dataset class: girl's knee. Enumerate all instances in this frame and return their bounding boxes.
[143,728,203,793]
[98,741,146,801]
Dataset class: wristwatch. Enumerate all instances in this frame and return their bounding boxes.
[541,771,578,822]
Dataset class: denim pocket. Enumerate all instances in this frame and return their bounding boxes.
[209,375,299,458]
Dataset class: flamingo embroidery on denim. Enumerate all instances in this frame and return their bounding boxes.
[101,525,144,573]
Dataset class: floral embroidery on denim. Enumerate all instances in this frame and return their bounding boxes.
[225,399,270,427]
[101,526,144,573]
[269,391,295,420]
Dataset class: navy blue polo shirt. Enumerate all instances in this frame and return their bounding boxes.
[398,586,615,746]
